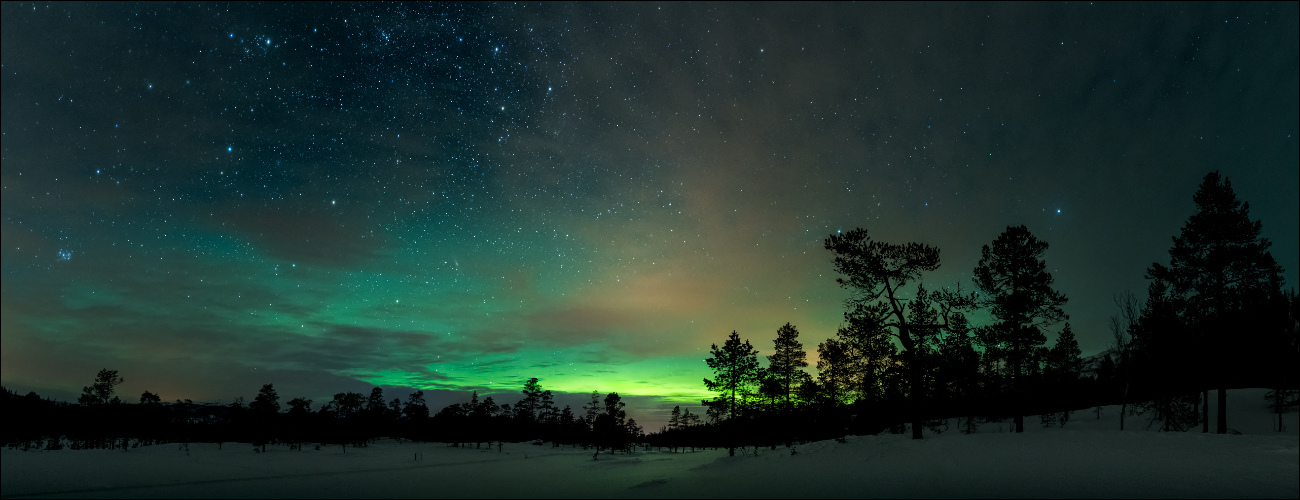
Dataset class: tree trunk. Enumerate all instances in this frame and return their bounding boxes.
[1216,386,1227,434]
[1202,389,1209,433]
[1013,347,1024,433]
[1120,379,1129,431]
[907,351,924,440]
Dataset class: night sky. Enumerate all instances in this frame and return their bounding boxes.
[3,2,1296,426]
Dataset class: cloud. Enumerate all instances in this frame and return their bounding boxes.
[213,206,387,266]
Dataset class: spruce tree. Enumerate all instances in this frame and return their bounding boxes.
[1048,324,1082,425]
[1048,324,1082,380]
[250,384,281,415]
[973,225,1068,433]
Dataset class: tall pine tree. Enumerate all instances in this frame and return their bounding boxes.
[78,369,125,405]
[703,330,760,456]
[973,225,1068,433]
[816,337,854,408]
[825,228,942,439]
[838,302,899,417]
[767,323,809,411]
[250,383,281,415]
[1141,172,1288,434]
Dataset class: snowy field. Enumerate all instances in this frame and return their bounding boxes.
[2,389,1295,498]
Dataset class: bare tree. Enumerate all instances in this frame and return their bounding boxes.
[1110,291,1139,431]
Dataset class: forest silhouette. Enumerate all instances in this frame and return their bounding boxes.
[4,172,1297,455]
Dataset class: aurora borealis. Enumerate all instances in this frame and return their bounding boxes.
[2,2,1296,427]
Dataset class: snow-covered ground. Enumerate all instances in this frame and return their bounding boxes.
[2,389,1295,498]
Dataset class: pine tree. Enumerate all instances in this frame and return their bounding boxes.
[625,418,643,443]
[906,284,943,411]
[366,387,386,414]
[703,330,761,423]
[246,384,280,451]
[330,392,365,419]
[78,369,124,405]
[1264,388,1298,432]
[250,384,281,415]
[538,388,555,426]
[594,392,627,454]
[839,303,898,412]
[1142,172,1288,434]
[973,225,1068,433]
[583,391,601,432]
[825,228,942,439]
[286,397,313,415]
[404,391,429,420]
[816,337,854,408]
[602,393,627,429]
[767,323,809,411]
[932,299,980,431]
[1047,324,1082,425]
[519,378,544,423]
[1054,324,1082,373]
[682,408,700,427]
[703,330,760,456]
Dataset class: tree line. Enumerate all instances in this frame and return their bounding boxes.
[656,172,1297,455]
[3,375,642,457]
